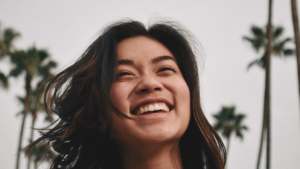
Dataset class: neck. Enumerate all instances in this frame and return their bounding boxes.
[120,141,183,169]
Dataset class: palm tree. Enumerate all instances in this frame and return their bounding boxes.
[16,88,55,169]
[243,25,294,70]
[27,61,56,169]
[0,23,20,88]
[26,88,46,169]
[212,106,248,162]
[31,143,55,169]
[10,46,55,169]
[243,2,295,168]
[291,0,300,125]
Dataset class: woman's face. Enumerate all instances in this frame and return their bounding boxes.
[110,36,190,146]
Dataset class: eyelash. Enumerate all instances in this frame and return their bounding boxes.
[117,71,132,77]
[158,66,175,73]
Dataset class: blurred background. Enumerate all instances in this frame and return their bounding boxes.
[0,0,299,169]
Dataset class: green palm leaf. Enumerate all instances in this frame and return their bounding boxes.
[283,49,294,56]
[243,36,264,52]
[247,56,265,70]
[0,71,8,88]
[0,27,20,57]
[251,26,265,38]
[9,66,23,77]
[273,26,283,40]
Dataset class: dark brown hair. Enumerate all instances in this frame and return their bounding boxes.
[27,19,226,169]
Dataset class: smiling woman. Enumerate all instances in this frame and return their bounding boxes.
[26,19,226,169]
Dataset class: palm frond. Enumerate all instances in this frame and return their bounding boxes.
[2,28,20,54]
[3,28,21,46]
[0,71,8,88]
[279,37,293,47]
[235,130,243,140]
[9,66,23,77]
[243,36,264,52]
[273,26,283,40]
[247,57,265,70]
[16,110,24,117]
[213,123,223,131]
[10,50,26,63]
[273,38,294,57]
[283,49,294,56]
[38,49,49,62]
[251,26,265,38]
[213,114,220,119]
[47,60,57,69]
[241,126,248,130]
[16,96,25,104]
[235,114,246,124]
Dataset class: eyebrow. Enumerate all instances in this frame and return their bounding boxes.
[152,55,175,63]
[118,55,174,65]
[118,59,133,65]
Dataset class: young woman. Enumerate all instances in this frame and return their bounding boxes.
[28,20,226,169]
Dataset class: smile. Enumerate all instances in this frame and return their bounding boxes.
[131,102,173,115]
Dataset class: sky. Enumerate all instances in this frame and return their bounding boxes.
[0,0,299,169]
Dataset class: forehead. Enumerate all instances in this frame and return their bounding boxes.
[116,36,174,61]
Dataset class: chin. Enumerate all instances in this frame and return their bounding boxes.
[131,125,187,145]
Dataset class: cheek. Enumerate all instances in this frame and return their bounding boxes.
[164,76,190,103]
[174,77,191,120]
[164,76,191,129]
[111,83,131,113]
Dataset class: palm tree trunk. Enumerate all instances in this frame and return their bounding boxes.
[226,136,231,158]
[16,74,32,169]
[27,110,37,169]
[256,107,266,169]
[225,135,231,168]
[265,0,273,168]
[291,0,300,124]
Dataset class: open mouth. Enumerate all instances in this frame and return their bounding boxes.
[131,102,173,115]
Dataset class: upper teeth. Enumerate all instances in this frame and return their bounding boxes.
[136,102,170,115]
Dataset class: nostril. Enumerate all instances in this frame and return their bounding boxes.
[140,89,149,93]
[154,87,161,91]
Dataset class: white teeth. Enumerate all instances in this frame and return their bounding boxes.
[135,102,170,115]
[149,105,154,112]
[154,104,160,110]
[159,104,163,110]
[165,105,170,111]
[139,107,144,114]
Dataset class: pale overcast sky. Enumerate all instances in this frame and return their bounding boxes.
[0,0,299,169]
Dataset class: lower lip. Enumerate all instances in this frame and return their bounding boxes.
[134,110,171,119]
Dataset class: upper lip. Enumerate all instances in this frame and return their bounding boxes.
[130,97,173,114]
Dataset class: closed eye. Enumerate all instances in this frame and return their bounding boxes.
[117,71,133,77]
[157,66,176,76]
[158,66,175,73]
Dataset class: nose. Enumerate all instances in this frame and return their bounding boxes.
[135,75,163,94]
